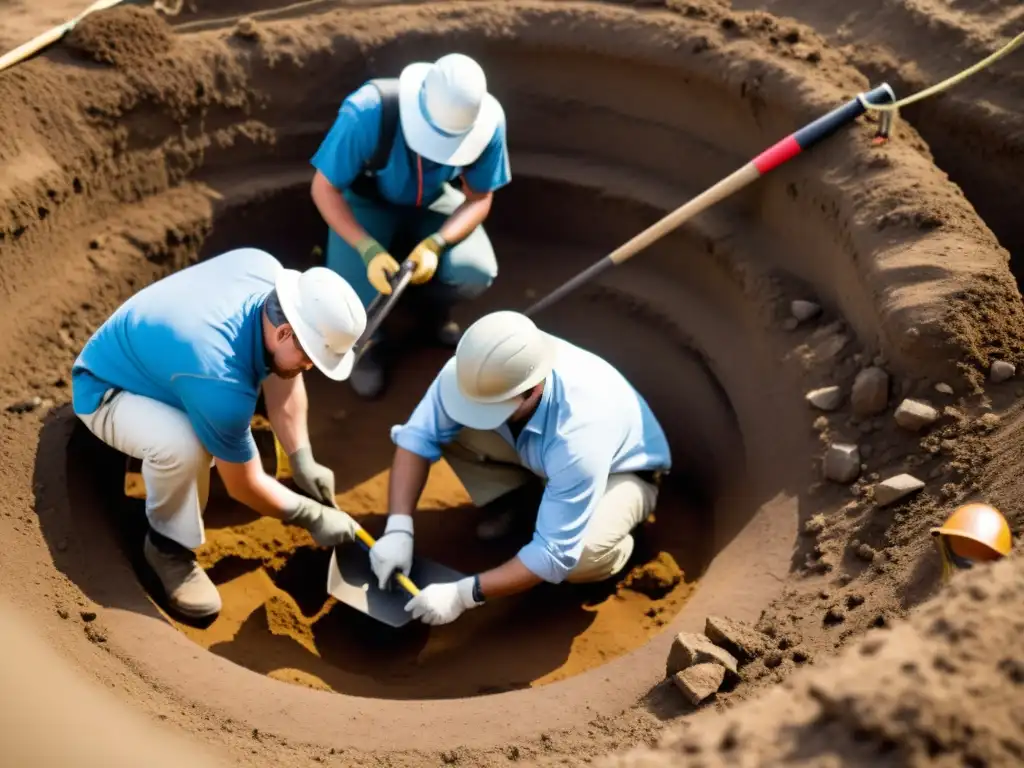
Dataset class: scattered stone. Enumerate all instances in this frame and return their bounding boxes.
[978,413,1001,429]
[667,632,739,679]
[846,593,865,609]
[704,616,767,663]
[874,473,925,506]
[56,608,69,620]
[805,385,842,411]
[80,610,97,623]
[934,382,954,395]
[672,663,726,706]
[894,399,939,431]
[813,416,829,432]
[792,649,811,664]
[803,514,826,535]
[791,300,821,322]
[6,396,42,414]
[782,317,799,331]
[990,360,1015,383]
[851,367,889,416]
[824,443,861,484]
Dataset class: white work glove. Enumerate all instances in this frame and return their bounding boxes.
[404,576,483,626]
[369,514,414,590]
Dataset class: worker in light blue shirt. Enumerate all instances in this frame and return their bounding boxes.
[369,311,672,626]
[71,248,368,620]
[310,52,512,400]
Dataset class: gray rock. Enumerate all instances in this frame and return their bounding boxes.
[934,382,954,395]
[824,443,861,484]
[893,399,939,431]
[672,663,726,706]
[791,300,821,322]
[851,367,889,416]
[666,631,739,679]
[704,616,767,663]
[874,474,925,506]
[990,360,1015,384]
[806,386,842,411]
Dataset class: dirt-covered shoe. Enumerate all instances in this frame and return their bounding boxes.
[143,532,222,619]
[435,319,462,348]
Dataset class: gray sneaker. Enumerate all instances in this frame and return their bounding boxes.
[143,532,222,619]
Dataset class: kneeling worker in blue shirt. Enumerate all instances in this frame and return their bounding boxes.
[310,52,511,400]
[71,248,367,619]
[369,311,673,626]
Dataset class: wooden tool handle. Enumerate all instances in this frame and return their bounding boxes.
[353,525,421,597]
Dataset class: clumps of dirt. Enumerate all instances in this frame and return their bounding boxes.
[942,275,1024,392]
[65,6,175,68]
[621,552,683,598]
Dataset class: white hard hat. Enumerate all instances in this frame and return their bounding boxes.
[398,53,504,167]
[438,311,557,430]
[274,266,366,381]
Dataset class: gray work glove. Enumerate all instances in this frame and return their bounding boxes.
[288,445,335,506]
[283,497,357,547]
[369,515,414,590]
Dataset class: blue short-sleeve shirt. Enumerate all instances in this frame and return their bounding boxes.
[71,247,280,464]
[310,82,512,206]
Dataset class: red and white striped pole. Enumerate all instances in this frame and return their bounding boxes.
[524,83,896,317]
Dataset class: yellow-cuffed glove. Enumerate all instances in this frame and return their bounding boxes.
[407,233,447,285]
[357,237,400,295]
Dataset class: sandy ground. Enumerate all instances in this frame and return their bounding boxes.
[1,0,1023,766]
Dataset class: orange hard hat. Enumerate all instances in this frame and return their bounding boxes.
[930,503,1012,562]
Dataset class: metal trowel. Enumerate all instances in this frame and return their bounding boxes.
[326,528,466,628]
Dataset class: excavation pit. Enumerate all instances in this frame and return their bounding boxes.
[9,0,1021,761]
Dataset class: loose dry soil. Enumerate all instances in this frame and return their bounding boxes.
[1,1,1022,766]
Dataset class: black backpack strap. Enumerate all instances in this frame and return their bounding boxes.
[366,77,400,173]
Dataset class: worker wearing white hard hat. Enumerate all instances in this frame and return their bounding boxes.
[371,311,672,626]
[310,53,511,400]
[71,248,367,620]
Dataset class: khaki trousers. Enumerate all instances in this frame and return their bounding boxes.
[78,389,213,549]
[441,428,659,583]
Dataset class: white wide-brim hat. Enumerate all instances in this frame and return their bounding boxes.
[274,268,361,381]
[398,61,503,168]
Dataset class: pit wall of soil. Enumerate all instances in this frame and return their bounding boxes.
[1,0,1023,761]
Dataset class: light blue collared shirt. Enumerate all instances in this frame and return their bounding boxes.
[390,337,672,583]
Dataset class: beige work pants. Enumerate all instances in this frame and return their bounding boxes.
[77,389,212,549]
[441,428,659,583]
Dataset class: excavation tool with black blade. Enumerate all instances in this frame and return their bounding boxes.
[328,258,467,628]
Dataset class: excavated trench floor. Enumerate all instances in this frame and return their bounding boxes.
[3,0,1023,764]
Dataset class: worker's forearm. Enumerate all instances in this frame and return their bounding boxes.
[387,447,431,516]
[262,373,309,455]
[477,556,544,600]
[437,194,492,245]
[218,463,304,519]
[311,172,372,249]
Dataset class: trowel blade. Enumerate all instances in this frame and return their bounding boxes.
[326,545,466,628]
